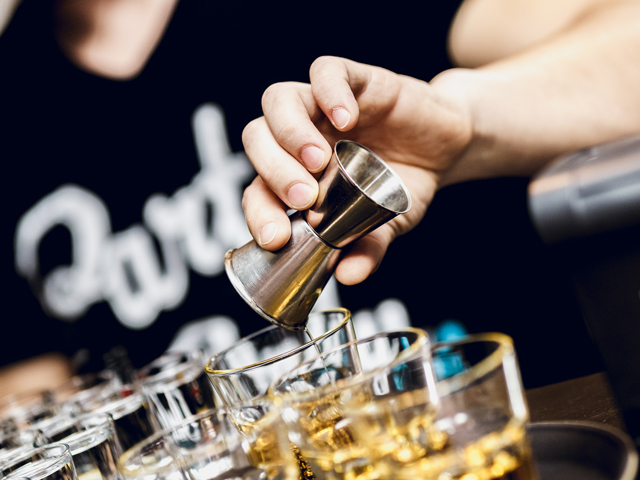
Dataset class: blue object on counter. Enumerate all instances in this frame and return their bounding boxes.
[433,319,468,381]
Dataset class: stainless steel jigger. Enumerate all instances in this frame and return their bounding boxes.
[224,140,412,330]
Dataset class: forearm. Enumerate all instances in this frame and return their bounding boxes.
[435,1,640,186]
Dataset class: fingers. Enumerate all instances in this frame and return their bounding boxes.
[260,82,333,173]
[242,176,292,251]
[334,227,392,285]
[243,116,319,211]
[309,56,363,131]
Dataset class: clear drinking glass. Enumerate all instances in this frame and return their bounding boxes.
[402,332,537,480]
[0,443,78,480]
[92,392,156,453]
[268,328,437,480]
[205,308,355,479]
[205,308,355,407]
[35,413,121,480]
[0,428,49,465]
[55,372,123,414]
[137,351,217,431]
[117,408,296,480]
[0,390,60,433]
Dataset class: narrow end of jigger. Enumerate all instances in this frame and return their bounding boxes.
[224,248,306,331]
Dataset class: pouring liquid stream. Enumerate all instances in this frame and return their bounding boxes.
[304,327,336,390]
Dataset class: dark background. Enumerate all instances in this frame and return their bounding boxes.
[1,0,604,388]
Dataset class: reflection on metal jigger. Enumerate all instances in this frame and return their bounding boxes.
[225,140,412,330]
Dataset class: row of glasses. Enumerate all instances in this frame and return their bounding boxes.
[117,407,296,480]
[114,308,356,480]
[0,350,216,480]
[4,308,531,480]
[204,308,356,479]
[199,309,535,480]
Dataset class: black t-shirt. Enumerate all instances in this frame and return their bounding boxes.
[1,0,603,388]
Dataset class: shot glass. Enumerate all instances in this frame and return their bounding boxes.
[117,408,296,480]
[92,392,156,453]
[36,413,121,480]
[0,443,77,480]
[137,351,217,431]
[0,390,60,433]
[55,372,123,414]
[0,428,49,465]
[268,328,437,480]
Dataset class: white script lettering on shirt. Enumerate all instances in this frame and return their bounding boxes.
[14,103,256,329]
[14,103,408,336]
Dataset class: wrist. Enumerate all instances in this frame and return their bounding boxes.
[429,67,495,188]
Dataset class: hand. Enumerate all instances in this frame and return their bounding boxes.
[241,56,473,285]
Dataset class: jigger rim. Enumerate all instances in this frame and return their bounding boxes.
[334,139,412,215]
[204,307,352,376]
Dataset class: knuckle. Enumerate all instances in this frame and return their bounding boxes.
[241,118,262,146]
[310,55,336,73]
[261,82,291,109]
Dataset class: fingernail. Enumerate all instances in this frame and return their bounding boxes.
[331,107,350,129]
[287,183,314,208]
[259,222,279,246]
[300,146,325,171]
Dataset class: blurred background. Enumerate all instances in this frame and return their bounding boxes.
[0,0,605,401]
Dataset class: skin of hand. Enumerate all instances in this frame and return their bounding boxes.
[241,57,473,286]
[241,1,640,287]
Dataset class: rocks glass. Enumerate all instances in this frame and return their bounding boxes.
[117,408,296,480]
[268,328,437,480]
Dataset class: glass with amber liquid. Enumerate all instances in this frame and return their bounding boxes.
[268,328,438,480]
[385,332,537,480]
[118,407,292,480]
[205,308,355,479]
[353,333,537,480]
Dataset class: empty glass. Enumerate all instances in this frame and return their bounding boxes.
[1,443,77,480]
[117,408,296,480]
[0,390,60,434]
[0,428,49,465]
[93,393,155,453]
[137,351,217,431]
[36,413,121,480]
[268,328,437,480]
[56,372,123,415]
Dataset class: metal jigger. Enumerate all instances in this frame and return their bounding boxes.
[224,140,411,330]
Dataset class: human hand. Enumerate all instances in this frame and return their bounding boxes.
[241,56,473,285]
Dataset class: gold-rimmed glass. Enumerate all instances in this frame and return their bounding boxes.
[403,332,537,480]
[205,308,355,478]
[117,408,296,480]
[205,308,355,407]
[267,328,436,480]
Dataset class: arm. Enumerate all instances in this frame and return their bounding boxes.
[441,0,640,185]
[448,0,618,67]
[241,0,640,285]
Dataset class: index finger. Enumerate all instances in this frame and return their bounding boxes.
[261,81,333,174]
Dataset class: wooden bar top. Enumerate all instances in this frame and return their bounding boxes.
[526,371,624,430]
